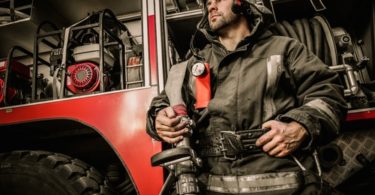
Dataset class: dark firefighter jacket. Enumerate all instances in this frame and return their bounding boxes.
[146,1,347,182]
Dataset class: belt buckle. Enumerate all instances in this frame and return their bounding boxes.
[219,131,242,160]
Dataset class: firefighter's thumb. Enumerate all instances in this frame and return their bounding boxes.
[261,120,277,129]
[164,107,177,118]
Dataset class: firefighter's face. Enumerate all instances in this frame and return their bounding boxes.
[206,0,240,33]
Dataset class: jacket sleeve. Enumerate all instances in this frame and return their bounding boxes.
[146,90,170,141]
[146,60,194,141]
[279,41,348,148]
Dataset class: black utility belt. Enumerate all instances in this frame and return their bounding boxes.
[199,129,270,160]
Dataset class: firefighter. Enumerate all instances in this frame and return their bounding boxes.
[147,0,347,194]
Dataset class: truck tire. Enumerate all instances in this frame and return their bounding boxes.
[0,150,113,195]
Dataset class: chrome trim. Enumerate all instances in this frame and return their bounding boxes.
[166,9,203,21]
[329,64,359,96]
[0,86,153,111]
[154,0,166,92]
[117,12,142,22]
[142,0,151,87]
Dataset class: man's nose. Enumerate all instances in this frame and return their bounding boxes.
[207,1,218,12]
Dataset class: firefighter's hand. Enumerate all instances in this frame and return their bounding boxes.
[155,107,189,144]
[255,120,308,157]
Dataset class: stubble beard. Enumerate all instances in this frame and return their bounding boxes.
[209,12,240,33]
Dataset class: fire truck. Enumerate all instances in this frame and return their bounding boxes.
[0,0,375,194]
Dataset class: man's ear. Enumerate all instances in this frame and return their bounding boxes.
[232,0,252,15]
[231,0,243,14]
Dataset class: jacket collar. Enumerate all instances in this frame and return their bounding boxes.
[193,2,273,50]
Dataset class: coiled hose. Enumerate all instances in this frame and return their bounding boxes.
[270,16,338,66]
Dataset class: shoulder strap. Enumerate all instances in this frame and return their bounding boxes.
[165,61,188,106]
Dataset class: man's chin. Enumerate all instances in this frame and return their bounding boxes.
[209,25,219,32]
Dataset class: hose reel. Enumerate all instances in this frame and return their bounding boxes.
[270,16,337,65]
[270,15,369,108]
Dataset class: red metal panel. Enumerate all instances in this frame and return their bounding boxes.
[148,15,158,85]
[0,88,163,194]
[346,108,375,122]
